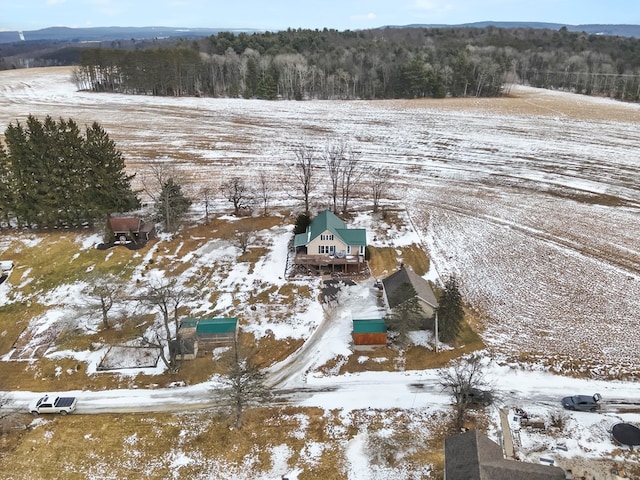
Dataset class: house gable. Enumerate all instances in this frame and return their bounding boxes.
[382,266,438,312]
[294,210,366,250]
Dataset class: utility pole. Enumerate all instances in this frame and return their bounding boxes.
[434,310,439,353]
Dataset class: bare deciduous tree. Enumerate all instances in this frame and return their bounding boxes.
[439,354,492,432]
[256,172,272,216]
[370,167,392,212]
[139,277,193,373]
[199,185,215,224]
[233,227,252,255]
[0,394,20,435]
[218,345,272,429]
[291,145,316,215]
[384,282,427,346]
[323,141,345,213]
[340,147,364,215]
[220,176,252,216]
[84,273,122,329]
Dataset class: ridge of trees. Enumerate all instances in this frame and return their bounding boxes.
[74,26,640,101]
[0,115,139,229]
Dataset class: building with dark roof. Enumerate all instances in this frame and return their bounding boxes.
[381,265,438,329]
[107,216,155,244]
[445,430,566,480]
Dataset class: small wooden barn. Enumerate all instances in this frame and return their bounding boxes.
[107,216,156,244]
[352,318,387,346]
[177,317,238,357]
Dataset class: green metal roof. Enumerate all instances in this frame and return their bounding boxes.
[310,210,346,240]
[295,210,366,247]
[180,317,238,334]
[336,228,366,245]
[294,232,309,248]
[353,318,386,333]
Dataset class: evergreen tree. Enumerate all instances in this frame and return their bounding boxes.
[155,178,191,232]
[2,115,139,228]
[84,121,139,219]
[385,282,427,345]
[437,276,464,343]
[0,144,13,228]
[5,117,45,227]
[293,213,311,235]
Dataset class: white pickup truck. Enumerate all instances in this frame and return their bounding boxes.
[29,394,78,415]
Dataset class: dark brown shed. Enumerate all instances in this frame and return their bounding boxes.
[107,216,156,243]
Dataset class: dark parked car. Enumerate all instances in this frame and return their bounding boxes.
[561,393,602,412]
[461,388,493,407]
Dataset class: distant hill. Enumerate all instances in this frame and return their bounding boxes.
[1,22,639,45]
[391,21,640,38]
[0,26,258,44]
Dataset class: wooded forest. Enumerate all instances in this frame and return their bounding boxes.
[0,116,139,229]
[74,26,640,101]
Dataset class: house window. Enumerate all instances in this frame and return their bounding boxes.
[359,245,365,255]
[318,245,335,254]
[320,234,334,241]
[347,246,351,254]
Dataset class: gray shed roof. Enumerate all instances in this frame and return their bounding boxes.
[445,430,566,480]
[382,266,438,309]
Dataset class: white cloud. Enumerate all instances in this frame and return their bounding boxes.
[46,0,67,5]
[349,12,377,22]
[413,0,454,12]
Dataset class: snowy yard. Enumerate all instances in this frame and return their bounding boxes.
[1,67,640,478]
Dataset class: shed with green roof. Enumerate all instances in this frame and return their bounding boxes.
[353,318,387,346]
[177,317,238,357]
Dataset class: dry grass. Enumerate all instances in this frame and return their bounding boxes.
[368,243,429,278]
[0,407,357,479]
[238,331,305,368]
[0,301,45,354]
[338,347,399,374]
[4,232,142,296]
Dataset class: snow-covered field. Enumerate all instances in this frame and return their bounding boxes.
[1,67,640,478]
[2,67,640,375]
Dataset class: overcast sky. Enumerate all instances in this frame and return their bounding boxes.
[1,0,638,32]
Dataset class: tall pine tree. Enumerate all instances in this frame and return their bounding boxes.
[385,282,427,345]
[155,178,191,232]
[1,115,139,228]
[0,143,13,228]
[83,121,139,219]
[437,276,464,343]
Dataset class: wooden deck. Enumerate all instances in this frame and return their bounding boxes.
[294,253,364,265]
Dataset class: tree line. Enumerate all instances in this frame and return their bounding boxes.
[73,26,640,102]
[0,115,139,229]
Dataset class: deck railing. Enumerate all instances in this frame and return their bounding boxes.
[294,253,363,265]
